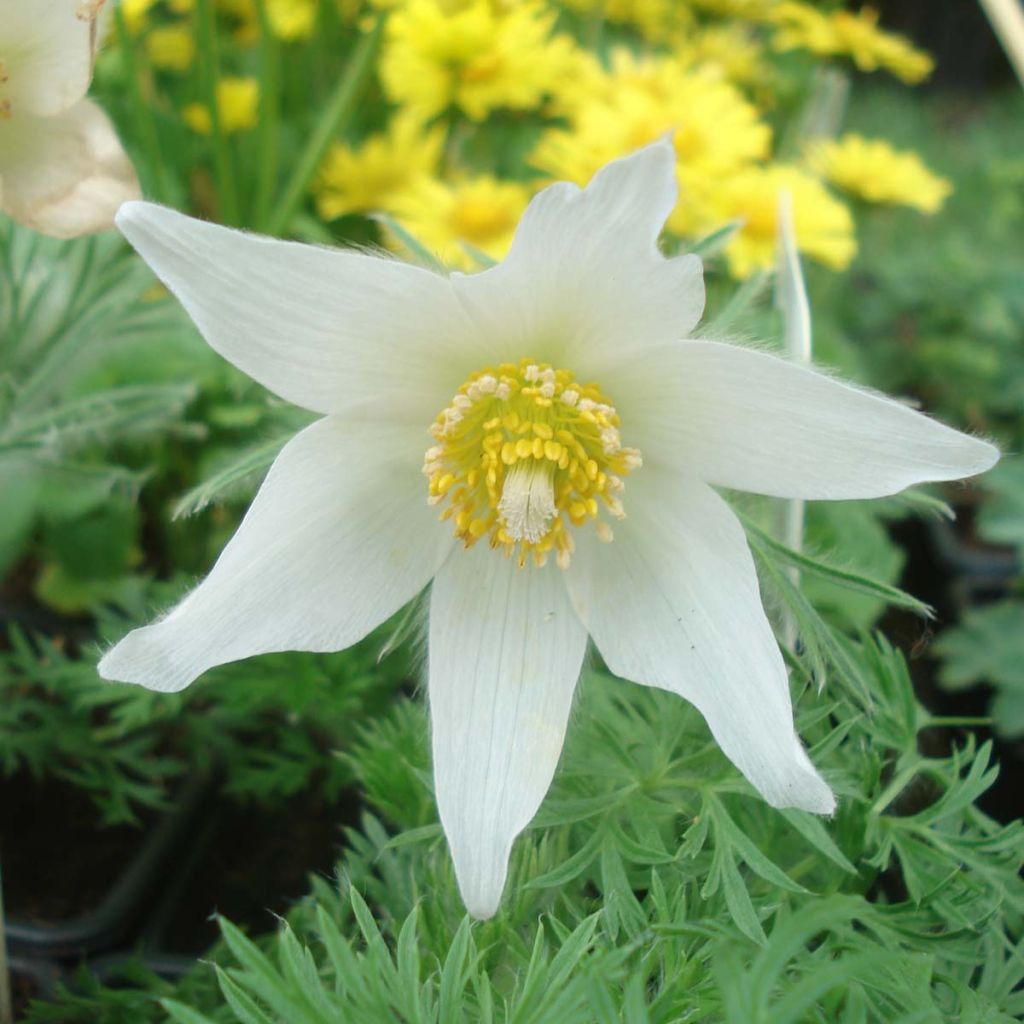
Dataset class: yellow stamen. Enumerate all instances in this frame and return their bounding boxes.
[424,357,641,568]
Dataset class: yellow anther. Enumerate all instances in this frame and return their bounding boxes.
[424,356,640,568]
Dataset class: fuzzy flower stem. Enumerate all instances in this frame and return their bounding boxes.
[253,0,281,231]
[195,0,241,226]
[776,191,812,651]
[113,5,171,204]
[266,17,384,236]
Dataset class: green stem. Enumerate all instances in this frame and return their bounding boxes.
[253,0,281,230]
[195,0,240,226]
[0,861,11,1024]
[112,6,172,203]
[265,17,384,237]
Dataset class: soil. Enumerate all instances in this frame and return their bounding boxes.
[1,766,360,958]
[0,775,155,923]
[11,968,38,1021]
[148,783,361,954]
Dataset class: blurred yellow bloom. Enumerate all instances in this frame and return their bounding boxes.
[145,25,196,71]
[673,24,770,86]
[122,0,158,33]
[183,77,260,135]
[313,114,445,220]
[267,0,318,39]
[706,164,856,278]
[773,3,933,84]
[387,175,531,268]
[380,0,575,120]
[534,52,770,234]
[807,134,951,213]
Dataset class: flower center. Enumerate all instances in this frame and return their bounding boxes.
[424,358,641,568]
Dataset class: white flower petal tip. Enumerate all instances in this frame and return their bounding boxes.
[111,201,478,418]
[581,137,679,244]
[114,198,152,231]
[566,474,835,818]
[429,548,587,922]
[454,838,514,921]
[762,742,836,816]
[950,434,1001,479]
[615,340,1001,500]
[99,417,452,696]
[97,621,195,694]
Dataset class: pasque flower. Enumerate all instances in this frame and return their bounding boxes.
[0,0,140,238]
[99,141,997,918]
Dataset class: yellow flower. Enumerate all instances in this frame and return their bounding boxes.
[183,77,260,135]
[706,164,856,278]
[673,24,770,86]
[772,3,933,84]
[807,134,951,213]
[533,52,771,234]
[145,25,196,72]
[313,114,445,220]
[121,0,158,33]
[267,0,318,39]
[380,0,575,121]
[387,175,531,268]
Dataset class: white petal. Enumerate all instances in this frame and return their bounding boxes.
[3,0,98,117]
[565,470,834,814]
[99,416,451,693]
[0,99,139,239]
[115,202,479,417]
[451,140,704,377]
[429,545,587,918]
[610,340,999,500]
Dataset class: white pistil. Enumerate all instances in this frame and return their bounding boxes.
[497,461,557,544]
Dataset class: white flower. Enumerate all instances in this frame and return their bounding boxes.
[98,142,998,919]
[0,0,139,238]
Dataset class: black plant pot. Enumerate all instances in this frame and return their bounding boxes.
[4,772,208,962]
[7,955,60,1019]
[925,516,1020,616]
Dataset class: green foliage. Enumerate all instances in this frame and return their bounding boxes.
[812,89,1024,448]
[31,635,1024,1022]
[0,595,415,823]
[6,24,1024,1024]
